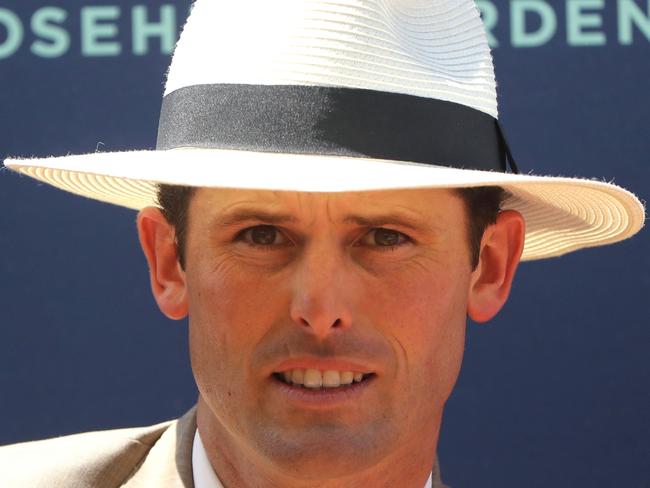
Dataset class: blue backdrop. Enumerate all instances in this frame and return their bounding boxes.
[0,1,648,487]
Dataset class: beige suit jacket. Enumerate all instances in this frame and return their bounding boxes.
[0,408,196,488]
[0,407,448,487]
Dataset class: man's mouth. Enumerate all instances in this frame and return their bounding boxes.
[272,369,374,390]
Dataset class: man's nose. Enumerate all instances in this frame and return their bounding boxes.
[289,244,353,339]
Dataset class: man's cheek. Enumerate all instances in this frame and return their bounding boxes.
[189,322,247,411]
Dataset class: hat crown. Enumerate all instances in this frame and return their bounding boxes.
[165,0,498,117]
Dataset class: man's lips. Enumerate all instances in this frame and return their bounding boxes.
[271,357,379,375]
[270,370,376,407]
[268,357,378,392]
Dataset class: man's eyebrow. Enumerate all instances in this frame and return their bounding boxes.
[342,214,426,231]
[214,208,430,231]
[215,208,298,227]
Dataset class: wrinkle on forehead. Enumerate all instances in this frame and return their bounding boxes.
[193,187,459,229]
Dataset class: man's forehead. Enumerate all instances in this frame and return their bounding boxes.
[184,187,465,236]
[191,187,461,213]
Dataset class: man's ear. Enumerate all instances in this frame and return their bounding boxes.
[467,210,525,323]
[137,207,189,320]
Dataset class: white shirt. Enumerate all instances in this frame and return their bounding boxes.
[193,430,225,488]
[192,429,433,488]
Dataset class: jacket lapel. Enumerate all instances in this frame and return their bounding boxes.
[432,456,449,488]
[123,407,196,488]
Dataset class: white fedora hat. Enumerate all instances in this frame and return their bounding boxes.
[4,0,644,260]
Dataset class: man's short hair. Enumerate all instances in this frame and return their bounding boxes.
[156,185,507,270]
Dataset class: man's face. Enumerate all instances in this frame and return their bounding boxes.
[181,187,473,477]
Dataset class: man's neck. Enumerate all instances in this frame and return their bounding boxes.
[196,398,442,488]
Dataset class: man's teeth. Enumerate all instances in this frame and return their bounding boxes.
[279,369,367,389]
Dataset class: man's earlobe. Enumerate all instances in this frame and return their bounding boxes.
[467,210,525,323]
[137,207,189,320]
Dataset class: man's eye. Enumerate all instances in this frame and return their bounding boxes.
[360,228,410,248]
[239,225,288,247]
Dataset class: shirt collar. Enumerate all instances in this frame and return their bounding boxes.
[193,429,433,488]
[192,429,224,488]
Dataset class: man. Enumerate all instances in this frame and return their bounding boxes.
[1,0,644,487]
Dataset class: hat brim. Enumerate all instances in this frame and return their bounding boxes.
[4,148,645,261]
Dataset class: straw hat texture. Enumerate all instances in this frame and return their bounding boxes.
[4,0,644,260]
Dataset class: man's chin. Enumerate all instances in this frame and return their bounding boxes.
[252,421,397,479]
